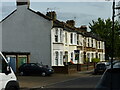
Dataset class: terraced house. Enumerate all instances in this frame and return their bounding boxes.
[48,11,105,73]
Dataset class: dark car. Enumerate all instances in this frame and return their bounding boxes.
[96,62,120,90]
[18,63,54,76]
[96,68,120,90]
[94,62,106,74]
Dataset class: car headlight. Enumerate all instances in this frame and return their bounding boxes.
[49,69,52,72]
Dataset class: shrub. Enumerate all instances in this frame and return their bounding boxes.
[91,58,100,63]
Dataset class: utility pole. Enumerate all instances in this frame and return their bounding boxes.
[111,0,115,69]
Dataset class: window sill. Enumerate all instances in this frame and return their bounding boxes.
[69,44,77,46]
[53,42,64,44]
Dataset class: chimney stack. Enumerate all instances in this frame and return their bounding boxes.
[17,0,30,7]
[80,25,87,32]
[66,20,75,27]
[46,11,57,21]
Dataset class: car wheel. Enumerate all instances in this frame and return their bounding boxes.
[41,72,46,77]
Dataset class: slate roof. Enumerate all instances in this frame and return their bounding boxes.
[0,7,52,23]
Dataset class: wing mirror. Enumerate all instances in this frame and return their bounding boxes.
[5,65,11,75]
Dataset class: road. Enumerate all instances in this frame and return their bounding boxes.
[44,75,101,89]
[19,71,102,90]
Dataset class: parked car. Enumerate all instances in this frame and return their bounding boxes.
[107,60,120,69]
[18,63,54,76]
[94,62,107,74]
[96,67,120,90]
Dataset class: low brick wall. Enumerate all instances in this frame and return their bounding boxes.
[78,63,95,71]
[52,63,95,74]
[52,65,77,74]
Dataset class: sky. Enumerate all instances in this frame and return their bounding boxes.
[0,0,119,30]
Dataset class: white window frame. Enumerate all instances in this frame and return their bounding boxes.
[60,52,63,65]
[54,51,64,66]
[54,28,63,43]
[65,32,67,45]
[55,51,59,66]
[55,28,59,42]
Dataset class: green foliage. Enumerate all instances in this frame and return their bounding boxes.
[91,58,100,63]
[89,18,120,59]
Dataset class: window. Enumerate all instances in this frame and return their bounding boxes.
[55,29,58,42]
[60,29,63,42]
[88,38,90,47]
[65,32,67,44]
[71,52,73,61]
[92,53,94,58]
[92,39,93,47]
[74,33,77,44]
[60,52,63,65]
[54,28,63,43]
[70,33,73,44]
[99,54,100,59]
[96,53,98,58]
[55,51,59,66]
[99,41,100,49]
[77,35,79,45]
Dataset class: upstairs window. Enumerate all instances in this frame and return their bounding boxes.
[54,28,63,43]
[74,33,77,45]
[70,33,73,44]
[88,38,90,47]
[99,41,100,49]
[92,39,93,47]
[65,32,67,44]
[60,29,63,42]
[55,29,58,42]
[77,35,79,45]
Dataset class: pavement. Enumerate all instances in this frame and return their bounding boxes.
[17,70,94,89]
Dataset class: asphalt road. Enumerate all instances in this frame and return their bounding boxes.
[44,75,101,89]
[19,70,102,90]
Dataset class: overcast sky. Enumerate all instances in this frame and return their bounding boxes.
[0,0,118,30]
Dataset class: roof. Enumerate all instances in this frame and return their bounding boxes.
[0,9,17,23]
[28,8,52,21]
[83,32,104,41]
[0,7,52,23]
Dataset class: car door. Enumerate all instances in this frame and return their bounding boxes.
[22,64,31,75]
[30,63,40,75]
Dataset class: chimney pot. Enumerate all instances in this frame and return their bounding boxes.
[17,0,30,7]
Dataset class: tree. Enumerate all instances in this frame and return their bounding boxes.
[89,18,120,60]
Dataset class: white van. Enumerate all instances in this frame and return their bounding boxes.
[0,52,19,90]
